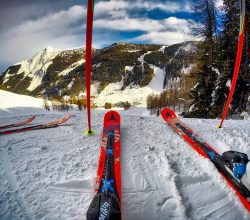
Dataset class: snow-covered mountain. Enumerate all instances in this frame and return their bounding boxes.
[0,42,197,107]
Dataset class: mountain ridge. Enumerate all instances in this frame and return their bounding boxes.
[0,41,198,107]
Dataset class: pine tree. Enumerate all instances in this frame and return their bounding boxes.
[186,0,219,117]
[185,65,217,117]
[236,0,250,112]
[210,0,250,117]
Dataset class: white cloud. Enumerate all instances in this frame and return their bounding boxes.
[94,1,129,18]
[94,16,195,45]
[0,5,85,67]
[94,0,192,15]
[0,1,196,71]
[11,5,85,34]
[133,0,191,13]
[95,17,162,32]
[130,17,197,45]
[95,16,192,32]
[135,31,194,45]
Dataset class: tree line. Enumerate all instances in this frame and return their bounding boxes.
[184,0,250,118]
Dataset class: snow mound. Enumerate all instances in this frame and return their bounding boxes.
[0,90,46,117]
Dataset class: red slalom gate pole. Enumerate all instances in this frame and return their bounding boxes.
[85,0,95,136]
[219,0,246,128]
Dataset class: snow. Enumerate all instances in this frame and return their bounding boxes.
[3,70,10,84]
[93,63,101,68]
[148,64,165,92]
[1,47,61,91]
[67,81,74,89]
[27,70,44,91]
[0,90,46,117]
[94,80,156,106]
[181,64,195,75]
[138,51,151,63]
[125,66,134,72]
[182,43,196,53]
[212,67,220,75]
[159,45,167,52]
[59,60,85,76]
[94,51,165,107]
[16,47,61,91]
[0,91,250,219]
[241,111,249,120]
[2,46,63,90]
[168,47,181,64]
[226,80,231,88]
[81,82,100,97]
[164,77,181,90]
[126,50,140,53]
[193,82,199,89]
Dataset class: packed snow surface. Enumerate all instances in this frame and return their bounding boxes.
[0,92,250,220]
[0,90,46,117]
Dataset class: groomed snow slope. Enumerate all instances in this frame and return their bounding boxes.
[0,107,250,220]
[0,90,47,117]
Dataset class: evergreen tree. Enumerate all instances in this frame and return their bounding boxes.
[186,0,219,117]
[210,0,250,117]
[185,65,217,117]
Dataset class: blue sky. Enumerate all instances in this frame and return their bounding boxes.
[0,0,201,73]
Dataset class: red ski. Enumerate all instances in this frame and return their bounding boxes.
[87,111,121,220]
[0,115,36,130]
[161,107,250,212]
[0,115,71,136]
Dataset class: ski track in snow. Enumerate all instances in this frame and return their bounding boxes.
[0,110,250,220]
[121,116,187,220]
[164,123,246,220]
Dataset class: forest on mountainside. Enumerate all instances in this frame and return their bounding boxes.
[185,0,250,118]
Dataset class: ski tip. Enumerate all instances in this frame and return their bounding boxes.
[30,115,36,120]
[58,115,71,124]
[104,111,121,122]
[65,114,71,121]
[161,108,177,119]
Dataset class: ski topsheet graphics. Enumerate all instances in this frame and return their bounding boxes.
[0,115,71,136]
[161,107,250,212]
[87,111,121,220]
[0,115,36,130]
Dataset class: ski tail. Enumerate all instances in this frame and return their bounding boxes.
[87,192,121,220]
[0,115,71,136]
[87,111,121,220]
[0,115,36,130]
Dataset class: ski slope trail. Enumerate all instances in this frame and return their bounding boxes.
[121,115,187,219]
[0,110,249,219]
